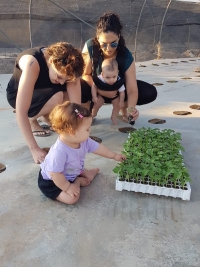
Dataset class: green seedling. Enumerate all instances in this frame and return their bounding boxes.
[113,128,191,189]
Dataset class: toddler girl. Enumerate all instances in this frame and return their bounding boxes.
[38,101,126,204]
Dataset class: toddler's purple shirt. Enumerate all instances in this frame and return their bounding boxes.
[40,137,99,181]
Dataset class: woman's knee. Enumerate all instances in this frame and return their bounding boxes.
[136,81,157,105]
[49,92,63,107]
[147,84,157,103]
[81,78,92,103]
[51,91,64,105]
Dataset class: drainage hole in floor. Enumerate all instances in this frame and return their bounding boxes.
[166,80,178,83]
[118,127,137,133]
[190,104,200,110]
[0,163,6,173]
[89,136,102,143]
[173,111,192,115]
[148,118,166,124]
[152,83,163,86]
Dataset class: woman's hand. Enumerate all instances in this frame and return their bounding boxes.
[31,146,47,164]
[127,107,139,121]
[97,88,118,99]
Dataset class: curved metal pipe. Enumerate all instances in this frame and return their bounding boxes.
[47,0,95,29]
[134,0,147,61]
[0,28,22,52]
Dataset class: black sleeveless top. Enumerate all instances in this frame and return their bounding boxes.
[6,47,54,100]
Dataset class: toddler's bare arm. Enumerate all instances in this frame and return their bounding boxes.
[93,144,126,162]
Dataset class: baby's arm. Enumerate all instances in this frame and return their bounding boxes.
[93,144,126,162]
[91,83,98,103]
[50,172,80,198]
[119,91,125,108]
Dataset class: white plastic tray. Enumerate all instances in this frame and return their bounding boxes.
[116,176,191,200]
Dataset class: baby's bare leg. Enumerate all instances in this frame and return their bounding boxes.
[55,169,99,204]
[111,97,120,125]
[56,191,80,205]
[81,168,100,182]
[119,101,128,121]
[92,95,105,117]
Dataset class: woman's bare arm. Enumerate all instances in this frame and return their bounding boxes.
[16,55,46,163]
[82,48,94,87]
[67,77,81,104]
[125,62,138,108]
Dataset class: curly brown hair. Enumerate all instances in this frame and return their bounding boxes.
[49,101,91,135]
[45,42,84,81]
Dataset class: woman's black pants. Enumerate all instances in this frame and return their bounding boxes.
[80,79,157,105]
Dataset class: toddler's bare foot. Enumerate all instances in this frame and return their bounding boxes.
[111,116,118,125]
[75,177,90,187]
[83,168,100,182]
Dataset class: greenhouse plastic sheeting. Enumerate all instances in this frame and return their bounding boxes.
[0,0,200,61]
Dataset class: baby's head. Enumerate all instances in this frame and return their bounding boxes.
[50,101,92,138]
[101,59,118,85]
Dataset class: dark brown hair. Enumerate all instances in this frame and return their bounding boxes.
[49,101,91,135]
[94,12,125,54]
[45,42,84,81]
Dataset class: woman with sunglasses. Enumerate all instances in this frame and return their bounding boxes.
[6,42,84,164]
[80,12,157,123]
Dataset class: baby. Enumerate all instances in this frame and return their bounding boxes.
[38,101,126,204]
[91,58,125,125]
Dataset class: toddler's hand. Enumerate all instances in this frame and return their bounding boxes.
[66,184,80,199]
[114,153,126,162]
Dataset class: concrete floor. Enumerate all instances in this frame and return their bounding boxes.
[0,58,200,267]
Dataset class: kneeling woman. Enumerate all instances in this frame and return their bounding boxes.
[6,42,84,164]
[80,12,157,123]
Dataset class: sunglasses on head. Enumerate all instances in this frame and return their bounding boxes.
[100,42,118,49]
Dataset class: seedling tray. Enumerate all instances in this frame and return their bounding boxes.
[116,176,191,200]
[113,128,191,201]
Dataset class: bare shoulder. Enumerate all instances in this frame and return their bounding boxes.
[18,54,40,73]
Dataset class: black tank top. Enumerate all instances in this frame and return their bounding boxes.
[6,47,53,99]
